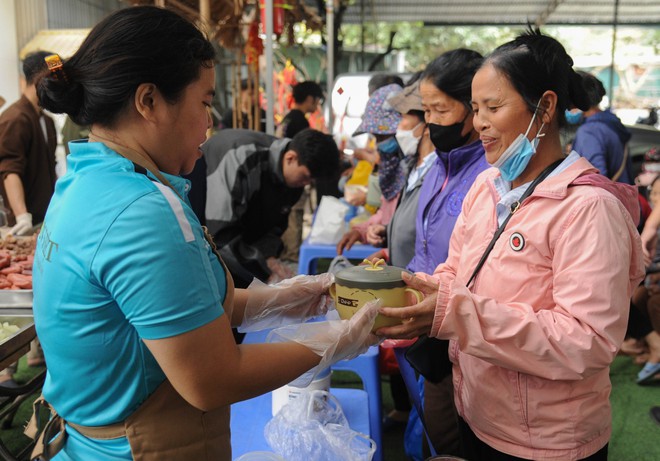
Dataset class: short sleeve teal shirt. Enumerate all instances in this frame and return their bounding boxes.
[33,141,226,459]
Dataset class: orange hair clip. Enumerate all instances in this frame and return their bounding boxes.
[45,54,68,83]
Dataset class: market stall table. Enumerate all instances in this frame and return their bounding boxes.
[231,387,370,459]
[231,329,378,460]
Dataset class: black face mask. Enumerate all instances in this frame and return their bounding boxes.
[428,111,471,153]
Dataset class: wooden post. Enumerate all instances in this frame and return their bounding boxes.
[199,0,211,34]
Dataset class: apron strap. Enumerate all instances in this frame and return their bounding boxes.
[25,396,67,461]
[26,395,126,461]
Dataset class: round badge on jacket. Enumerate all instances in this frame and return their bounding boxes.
[509,232,525,251]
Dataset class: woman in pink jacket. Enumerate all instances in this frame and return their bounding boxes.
[378,28,645,461]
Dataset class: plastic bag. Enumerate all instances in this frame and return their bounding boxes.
[265,390,376,461]
[309,196,350,245]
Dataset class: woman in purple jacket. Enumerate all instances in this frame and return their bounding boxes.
[406,49,489,458]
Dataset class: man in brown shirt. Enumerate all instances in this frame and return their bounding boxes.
[0,51,57,235]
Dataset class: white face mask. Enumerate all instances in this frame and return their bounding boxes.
[395,122,423,156]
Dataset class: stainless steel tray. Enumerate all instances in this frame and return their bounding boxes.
[0,312,35,369]
[0,289,33,308]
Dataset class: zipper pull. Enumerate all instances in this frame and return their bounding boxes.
[510,200,521,214]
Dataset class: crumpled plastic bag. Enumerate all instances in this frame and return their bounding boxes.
[265,390,376,461]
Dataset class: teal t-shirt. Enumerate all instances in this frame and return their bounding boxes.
[33,141,226,459]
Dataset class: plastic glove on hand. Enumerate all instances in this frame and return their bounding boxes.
[239,273,335,333]
[268,299,382,387]
[9,213,32,236]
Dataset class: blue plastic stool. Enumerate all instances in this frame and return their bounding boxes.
[298,238,379,275]
[332,345,383,461]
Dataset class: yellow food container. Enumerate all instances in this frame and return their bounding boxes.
[329,259,422,331]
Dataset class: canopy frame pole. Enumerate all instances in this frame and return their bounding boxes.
[265,0,275,134]
[608,0,620,109]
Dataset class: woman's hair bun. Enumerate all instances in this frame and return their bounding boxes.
[37,64,86,123]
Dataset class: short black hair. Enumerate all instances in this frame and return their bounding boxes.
[292,81,324,104]
[288,128,339,179]
[368,74,404,96]
[577,71,606,108]
[484,27,591,127]
[422,49,484,108]
[23,51,54,85]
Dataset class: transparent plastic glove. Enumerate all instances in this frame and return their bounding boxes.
[267,299,382,387]
[10,213,32,236]
[239,273,335,333]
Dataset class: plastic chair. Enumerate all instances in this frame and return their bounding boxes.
[332,345,383,461]
[298,238,379,275]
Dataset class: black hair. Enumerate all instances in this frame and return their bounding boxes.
[37,6,216,127]
[484,27,591,128]
[288,128,339,179]
[576,71,606,108]
[240,79,250,91]
[422,49,484,108]
[23,51,54,85]
[292,81,324,104]
[368,74,404,96]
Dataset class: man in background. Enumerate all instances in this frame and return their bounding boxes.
[277,81,326,263]
[0,51,56,384]
[277,81,324,138]
[0,51,57,236]
[190,128,339,288]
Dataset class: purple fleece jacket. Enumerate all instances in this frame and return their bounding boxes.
[407,140,488,274]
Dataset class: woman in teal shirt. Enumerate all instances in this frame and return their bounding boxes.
[31,6,377,460]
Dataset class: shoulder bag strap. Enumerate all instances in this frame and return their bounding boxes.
[610,143,629,182]
[466,158,564,288]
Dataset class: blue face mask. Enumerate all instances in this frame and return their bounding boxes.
[565,109,583,125]
[490,104,545,182]
[377,136,400,155]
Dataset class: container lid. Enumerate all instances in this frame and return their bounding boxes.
[335,259,411,289]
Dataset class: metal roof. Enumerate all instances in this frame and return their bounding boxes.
[340,0,660,26]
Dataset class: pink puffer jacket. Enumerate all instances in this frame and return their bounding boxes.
[422,157,644,460]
